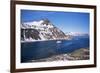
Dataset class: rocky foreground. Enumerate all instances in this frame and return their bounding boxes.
[30,48,89,62]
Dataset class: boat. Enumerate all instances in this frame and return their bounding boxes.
[56,41,62,43]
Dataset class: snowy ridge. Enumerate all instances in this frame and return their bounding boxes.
[65,32,89,37]
[21,19,70,42]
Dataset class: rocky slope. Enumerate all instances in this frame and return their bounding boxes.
[29,48,89,62]
[21,19,69,42]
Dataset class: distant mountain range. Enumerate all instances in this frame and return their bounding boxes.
[21,19,70,42]
[65,32,89,37]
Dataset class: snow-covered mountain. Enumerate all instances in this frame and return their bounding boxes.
[65,32,89,37]
[21,19,70,42]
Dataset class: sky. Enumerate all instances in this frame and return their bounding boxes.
[21,10,90,33]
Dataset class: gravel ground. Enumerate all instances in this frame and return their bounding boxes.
[30,48,89,62]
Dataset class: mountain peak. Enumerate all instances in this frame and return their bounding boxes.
[21,19,70,41]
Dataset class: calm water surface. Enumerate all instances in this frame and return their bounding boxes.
[21,36,89,62]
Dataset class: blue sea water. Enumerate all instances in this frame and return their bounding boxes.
[21,36,89,62]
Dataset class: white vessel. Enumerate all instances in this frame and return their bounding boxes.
[56,41,62,43]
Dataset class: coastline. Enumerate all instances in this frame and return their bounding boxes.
[21,38,72,43]
[27,48,89,62]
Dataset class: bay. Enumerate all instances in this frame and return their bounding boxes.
[21,36,89,62]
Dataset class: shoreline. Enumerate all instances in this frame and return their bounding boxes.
[26,48,89,63]
[21,38,71,43]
